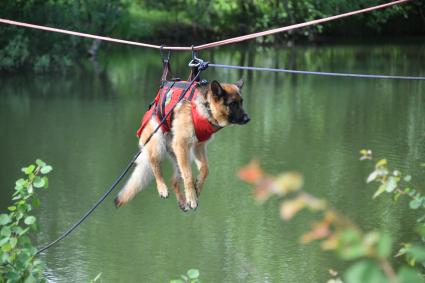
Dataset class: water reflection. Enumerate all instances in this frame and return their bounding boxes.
[0,42,424,282]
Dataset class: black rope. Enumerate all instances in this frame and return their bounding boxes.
[209,63,425,80]
[36,69,203,255]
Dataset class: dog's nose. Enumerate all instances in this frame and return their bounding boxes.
[242,114,250,124]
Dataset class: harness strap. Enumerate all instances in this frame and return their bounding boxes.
[161,60,171,82]
[188,85,197,101]
[157,81,175,123]
[162,81,191,89]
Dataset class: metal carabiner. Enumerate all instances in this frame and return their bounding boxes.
[160,45,171,63]
[188,56,209,71]
[188,46,203,68]
[191,45,198,60]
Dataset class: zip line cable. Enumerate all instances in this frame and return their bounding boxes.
[36,69,203,254]
[0,0,411,51]
[209,63,425,80]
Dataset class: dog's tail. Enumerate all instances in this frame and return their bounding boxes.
[114,149,153,207]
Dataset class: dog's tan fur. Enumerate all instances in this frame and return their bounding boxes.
[115,79,249,211]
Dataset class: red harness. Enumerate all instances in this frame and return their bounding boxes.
[136,81,220,142]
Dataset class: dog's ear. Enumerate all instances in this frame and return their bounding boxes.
[235,78,244,90]
[211,80,224,98]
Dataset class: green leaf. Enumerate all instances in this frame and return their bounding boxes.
[27,184,33,194]
[0,236,10,246]
[33,197,41,208]
[383,176,397,193]
[24,216,36,225]
[22,165,36,175]
[170,280,185,283]
[42,176,49,189]
[15,178,26,187]
[409,199,422,210]
[12,195,22,201]
[406,245,425,262]
[18,227,30,236]
[338,229,366,260]
[373,185,386,199]
[2,243,12,252]
[36,159,46,167]
[0,214,11,225]
[7,206,16,211]
[375,159,387,169]
[397,267,425,283]
[6,271,20,281]
[40,165,52,174]
[187,269,200,279]
[15,212,24,221]
[344,260,386,283]
[366,170,379,183]
[1,226,11,237]
[403,175,412,182]
[33,176,45,188]
[377,233,392,258]
[9,237,17,248]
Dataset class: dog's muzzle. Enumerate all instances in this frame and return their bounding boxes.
[238,114,250,124]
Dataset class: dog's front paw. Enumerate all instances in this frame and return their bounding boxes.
[159,190,169,199]
[157,184,169,199]
[179,202,190,212]
[186,196,198,210]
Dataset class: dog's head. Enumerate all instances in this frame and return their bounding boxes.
[207,79,250,127]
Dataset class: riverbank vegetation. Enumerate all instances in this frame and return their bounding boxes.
[0,160,52,282]
[0,0,424,72]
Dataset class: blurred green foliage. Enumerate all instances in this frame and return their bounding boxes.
[238,151,425,283]
[0,0,424,72]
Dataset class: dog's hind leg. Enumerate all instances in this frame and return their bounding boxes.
[193,142,209,197]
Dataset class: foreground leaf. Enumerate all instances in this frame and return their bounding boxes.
[40,165,53,174]
[344,260,386,283]
[33,177,45,188]
[397,267,424,283]
[383,176,397,193]
[24,216,36,225]
[0,214,11,225]
[187,269,200,279]
[409,199,422,210]
[238,160,264,183]
[372,185,386,199]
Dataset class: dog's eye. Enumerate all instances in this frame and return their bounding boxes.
[229,101,238,107]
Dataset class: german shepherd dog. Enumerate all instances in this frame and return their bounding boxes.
[114,79,250,211]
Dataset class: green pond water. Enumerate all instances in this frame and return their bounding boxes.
[0,42,424,282]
